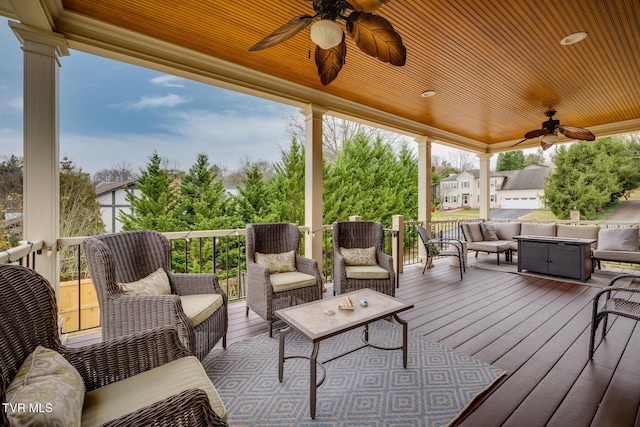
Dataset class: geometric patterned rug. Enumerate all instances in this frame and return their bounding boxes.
[203,320,506,427]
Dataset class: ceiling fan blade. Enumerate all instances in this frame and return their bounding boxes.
[523,128,548,139]
[249,15,314,51]
[315,36,347,85]
[558,126,596,141]
[346,12,406,66]
[346,0,391,12]
[511,137,530,148]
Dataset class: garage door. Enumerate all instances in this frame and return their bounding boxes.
[503,197,538,209]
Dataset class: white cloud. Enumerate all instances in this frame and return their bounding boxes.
[117,94,192,111]
[0,96,23,115]
[150,75,186,88]
[58,108,294,175]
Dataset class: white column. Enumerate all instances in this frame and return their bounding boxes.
[416,136,431,262]
[478,153,492,220]
[301,105,325,268]
[10,22,69,293]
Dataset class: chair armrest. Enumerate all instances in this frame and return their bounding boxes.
[62,327,191,392]
[112,294,192,332]
[431,239,463,254]
[592,274,640,308]
[169,272,224,296]
[377,251,395,273]
[246,261,272,293]
[296,255,324,287]
[101,387,227,427]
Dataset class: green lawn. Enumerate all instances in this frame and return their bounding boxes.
[433,209,557,221]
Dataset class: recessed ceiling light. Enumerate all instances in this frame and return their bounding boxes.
[560,31,588,45]
[421,90,436,98]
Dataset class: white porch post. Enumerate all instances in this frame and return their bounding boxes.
[10,23,69,293]
[301,105,325,268]
[478,153,492,220]
[416,136,431,261]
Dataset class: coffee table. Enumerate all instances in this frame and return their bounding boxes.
[275,289,414,419]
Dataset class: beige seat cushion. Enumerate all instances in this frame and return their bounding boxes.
[345,265,390,279]
[467,241,511,253]
[269,271,317,292]
[593,250,640,263]
[180,294,223,327]
[82,356,227,427]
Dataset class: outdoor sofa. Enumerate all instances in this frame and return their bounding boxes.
[460,221,640,269]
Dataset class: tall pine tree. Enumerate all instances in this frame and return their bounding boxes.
[236,164,270,224]
[267,137,306,225]
[119,151,177,231]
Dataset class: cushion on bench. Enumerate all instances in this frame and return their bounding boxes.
[494,222,521,241]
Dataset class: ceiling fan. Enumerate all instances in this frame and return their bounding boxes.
[513,110,596,150]
[249,0,406,85]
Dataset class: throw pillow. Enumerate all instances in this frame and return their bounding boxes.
[479,222,499,241]
[597,227,639,252]
[6,346,84,427]
[117,267,172,295]
[340,247,377,266]
[255,250,297,273]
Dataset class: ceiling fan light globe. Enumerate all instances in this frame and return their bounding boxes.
[541,133,558,145]
[310,19,343,49]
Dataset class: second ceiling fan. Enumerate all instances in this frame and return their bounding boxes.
[249,0,406,85]
[513,110,596,150]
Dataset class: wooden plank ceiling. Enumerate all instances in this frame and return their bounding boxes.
[57,0,640,150]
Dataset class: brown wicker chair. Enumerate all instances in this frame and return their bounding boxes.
[0,264,227,426]
[245,222,323,337]
[332,221,396,297]
[83,230,227,360]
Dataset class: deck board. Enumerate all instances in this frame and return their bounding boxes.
[68,253,640,426]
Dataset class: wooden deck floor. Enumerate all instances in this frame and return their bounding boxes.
[70,255,640,426]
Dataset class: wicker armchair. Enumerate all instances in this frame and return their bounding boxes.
[245,222,323,337]
[83,230,227,360]
[0,264,227,426]
[332,221,396,296]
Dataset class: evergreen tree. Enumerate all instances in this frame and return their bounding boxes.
[393,142,418,220]
[496,150,525,171]
[236,164,270,224]
[178,153,230,230]
[324,132,399,227]
[544,137,640,219]
[267,137,306,225]
[119,151,178,231]
[524,148,545,167]
[175,153,235,274]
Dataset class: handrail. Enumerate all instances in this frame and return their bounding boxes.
[0,240,43,265]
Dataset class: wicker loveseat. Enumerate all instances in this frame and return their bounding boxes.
[0,264,227,426]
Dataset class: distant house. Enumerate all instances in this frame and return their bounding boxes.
[95,181,138,233]
[439,166,552,210]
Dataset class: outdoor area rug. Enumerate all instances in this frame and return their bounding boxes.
[469,254,637,288]
[203,319,505,426]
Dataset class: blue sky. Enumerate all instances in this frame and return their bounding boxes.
[0,17,300,176]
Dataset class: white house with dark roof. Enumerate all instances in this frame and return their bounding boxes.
[439,166,551,210]
[95,181,138,233]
